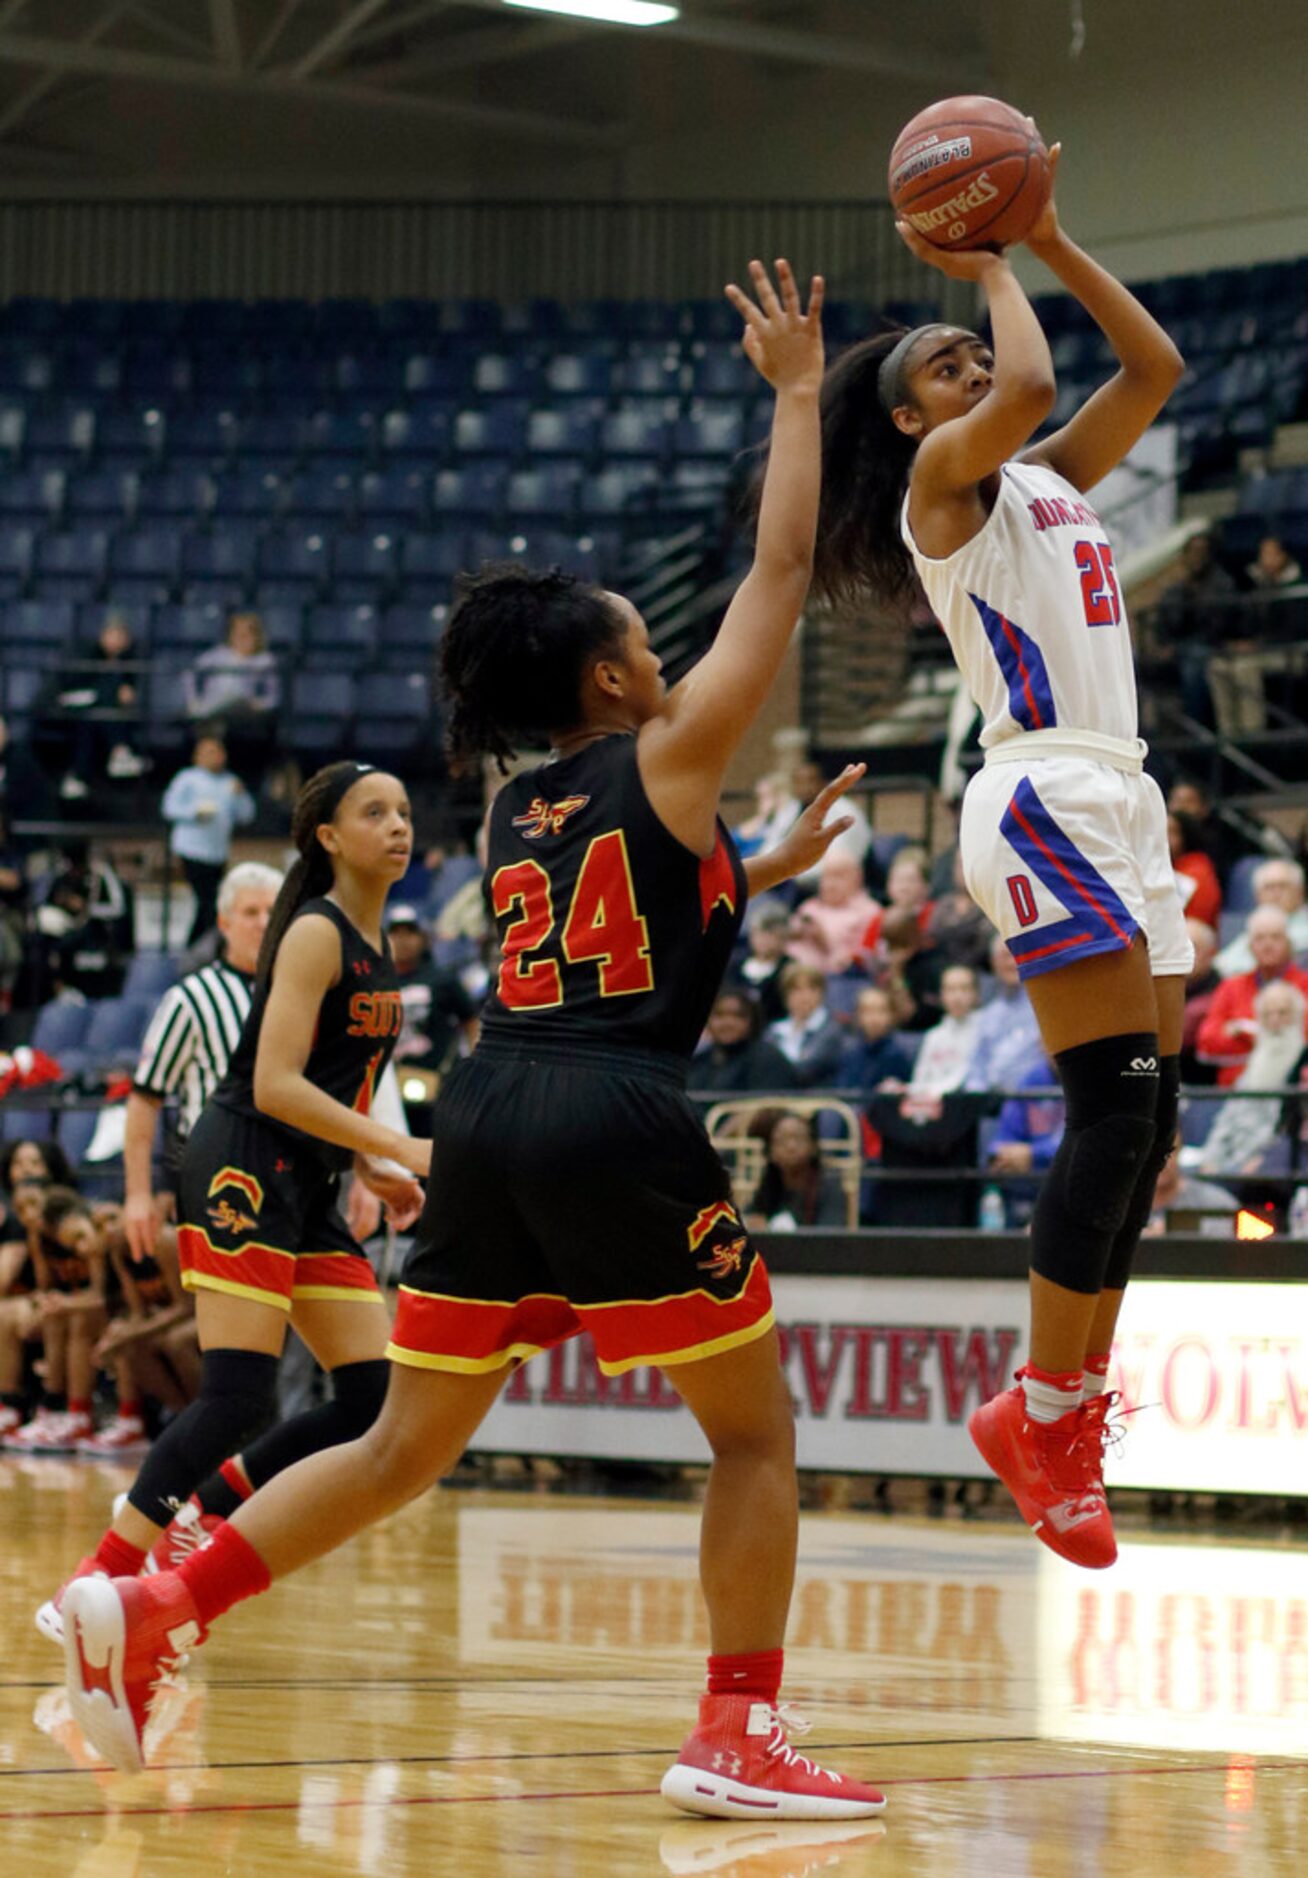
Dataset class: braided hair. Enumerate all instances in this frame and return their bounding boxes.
[440,564,627,772]
[255,761,369,986]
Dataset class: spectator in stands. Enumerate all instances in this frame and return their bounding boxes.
[43,612,148,804]
[1197,905,1308,1083]
[386,904,478,1073]
[1145,1131,1237,1235]
[1247,532,1303,593]
[746,1111,848,1230]
[1200,980,1307,1177]
[1168,809,1222,928]
[787,850,880,976]
[987,1055,1065,1229]
[0,1181,50,1435]
[766,963,844,1087]
[689,989,797,1095]
[835,985,917,1092]
[34,843,134,1002]
[963,934,1046,1095]
[860,845,933,952]
[870,905,944,1032]
[926,849,994,971]
[1167,776,1246,890]
[184,610,280,788]
[0,712,51,825]
[0,1139,75,1237]
[731,771,802,860]
[1180,917,1221,1084]
[161,733,257,946]
[728,899,794,1025]
[0,809,28,1012]
[791,757,872,887]
[1153,531,1237,726]
[2,1184,106,1452]
[908,965,982,1096]
[1207,535,1306,734]
[1215,858,1308,974]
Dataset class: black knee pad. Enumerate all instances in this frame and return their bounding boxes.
[328,1358,390,1437]
[1104,1054,1182,1292]
[1030,1033,1160,1296]
[240,1358,390,1493]
[129,1347,279,1526]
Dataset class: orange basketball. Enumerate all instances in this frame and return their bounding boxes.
[888,96,1051,251]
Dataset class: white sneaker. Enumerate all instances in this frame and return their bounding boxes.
[60,775,90,801]
[106,744,150,780]
[76,1415,149,1457]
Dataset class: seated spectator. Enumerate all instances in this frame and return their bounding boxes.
[1198,906,1308,1083]
[1167,775,1247,891]
[908,965,982,1095]
[1145,1131,1237,1234]
[689,990,797,1095]
[386,904,478,1072]
[745,1110,849,1230]
[0,1181,49,1435]
[766,963,845,1087]
[1205,535,1308,735]
[860,846,933,952]
[963,934,1047,1094]
[1179,918,1221,1085]
[988,1055,1065,1228]
[926,851,993,971]
[1247,532,1303,592]
[1168,810,1222,928]
[1215,858,1308,975]
[787,851,880,976]
[731,771,801,861]
[40,612,148,803]
[869,905,944,1033]
[1200,981,1307,1178]
[184,609,281,786]
[161,732,256,947]
[0,1138,74,1239]
[728,899,795,1025]
[1152,531,1237,727]
[835,985,917,1093]
[791,756,872,888]
[33,843,135,1002]
[1,1183,106,1452]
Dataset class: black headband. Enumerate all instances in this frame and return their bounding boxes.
[314,762,376,830]
[876,323,962,416]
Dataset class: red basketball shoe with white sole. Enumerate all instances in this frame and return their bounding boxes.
[35,1556,106,1646]
[143,1497,219,1575]
[63,1573,206,1774]
[661,1695,886,1820]
[969,1375,1117,1570]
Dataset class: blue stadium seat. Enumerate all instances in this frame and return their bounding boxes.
[97,406,167,463]
[433,465,507,519]
[689,347,757,396]
[600,406,670,459]
[527,409,597,457]
[29,997,94,1070]
[153,601,228,651]
[453,406,528,457]
[181,525,258,586]
[257,528,331,591]
[582,464,660,517]
[109,524,182,584]
[357,467,430,525]
[472,353,539,397]
[613,354,684,398]
[2,598,75,649]
[505,466,581,522]
[0,402,25,461]
[81,994,153,1066]
[334,351,403,398]
[25,404,96,463]
[2,1105,56,1143]
[284,465,356,521]
[673,402,745,458]
[288,670,355,755]
[0,525,33,581]
[300,409,376,457]
[34,528,110,593]
[165,409,241,460]
[402,355,463,397]
[378,603,447,664]
[1226,855,1265,913]
[257,604,303,654]
[210,464,292,518]
[304,603,379,664]
[122,953,178,1000]
[333,532,398,597]
[0,341,53,393]
[355,668,432,761]
[4,666,48,719]
[379,406,452,458]
[190,350,264,398]
[0,468,63,521]
[121,344,191,398]
[65,467,139,521]
[136,466,216,519]
[400,533,467,585]
[544,354,612,398]
[75,599,151,647]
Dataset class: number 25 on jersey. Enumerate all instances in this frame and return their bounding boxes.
[1075,539,1121,627]
[492,830,654,1009]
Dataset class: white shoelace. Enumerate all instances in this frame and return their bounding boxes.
[762,1704,841,1783]
[165,1506,211,1562]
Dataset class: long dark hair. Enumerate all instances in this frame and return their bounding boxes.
[440,564,627,772]
[255,761,365,986]
[0,1138,73,1194]
[809,330,922,611]
[753,1111,826,1223]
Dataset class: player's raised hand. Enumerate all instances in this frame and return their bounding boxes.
[772,763,867,876]
[725,259,825,392]
[895,220,1010,281]
[1022,142,1063,252]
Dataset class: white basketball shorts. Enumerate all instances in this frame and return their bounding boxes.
[960,756,1194,982]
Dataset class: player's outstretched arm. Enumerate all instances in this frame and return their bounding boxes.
[743,763,866,897]
[640,260,823,836]
[1019,148,1184,491]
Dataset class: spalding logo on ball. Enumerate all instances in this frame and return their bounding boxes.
[889,96,1051,251]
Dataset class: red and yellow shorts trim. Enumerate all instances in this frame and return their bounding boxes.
[179,1225,383,1313]
[387,1255,774,1377]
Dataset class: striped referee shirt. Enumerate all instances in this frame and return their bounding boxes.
[132,958,255,1139]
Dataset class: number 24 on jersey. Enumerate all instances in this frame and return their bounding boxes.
[492,830,654,1009]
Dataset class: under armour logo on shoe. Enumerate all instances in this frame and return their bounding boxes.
[711,1749,743,1776]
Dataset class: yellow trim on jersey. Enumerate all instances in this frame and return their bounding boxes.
[385,1339,549,1374]
[595,1304,776,1376]
[395,1274,756,1312]
[180,1269,292,1312]
[396,1282,570,1310]
[292,1285,387,1304]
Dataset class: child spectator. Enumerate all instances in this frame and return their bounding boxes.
[909,965,982,1096]
[766,963,845,1087]
[2,1184,105,1451]
[787,850,880,976]
[162,733,256,946]
[728,900,794,1025]
[745,1111,848,1230]
[835,985,917,1092]
[688,990,797,1095]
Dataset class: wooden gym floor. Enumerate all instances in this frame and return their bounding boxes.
[1,1455,1305,1876]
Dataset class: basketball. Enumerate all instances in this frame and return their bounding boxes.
[888,96,1051,251]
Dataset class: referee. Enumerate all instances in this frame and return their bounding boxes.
[123,862,282,1262]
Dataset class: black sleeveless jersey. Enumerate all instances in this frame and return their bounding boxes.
[213,897,402,1171]
[480,735,747,1062]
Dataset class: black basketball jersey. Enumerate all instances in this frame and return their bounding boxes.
[213,897,402,1171]
[480,734,747,1061]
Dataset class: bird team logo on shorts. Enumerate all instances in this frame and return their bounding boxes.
[511,794,590,838]
[687,1200,749,1279]
[205,1166,264,1238]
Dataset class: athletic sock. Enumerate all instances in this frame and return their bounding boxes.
[706,1648,784,1703]
[94,1530,146,1577]
[67,1397,92,1418]
[196,1457,254,1522]
[1083,1353,1112,1398]
[174,1520,271,1627]
[1020,1364,1083,1424]
[116,1400,143,1422]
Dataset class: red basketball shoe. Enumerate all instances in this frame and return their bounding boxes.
[661,1695,886,1820]
[63,1573,206,1774]
[35,1555,106,1646]
[143,1497,219,1575]
[969,1374,1116,1570]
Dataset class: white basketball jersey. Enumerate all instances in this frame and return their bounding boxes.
[902,458,1139,747]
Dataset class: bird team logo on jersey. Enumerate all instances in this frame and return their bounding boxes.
[206,1166,263,1237]
[687,1200,749,1278]
[512,794,590,839]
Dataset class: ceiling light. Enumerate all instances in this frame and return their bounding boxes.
[503,1,680,25]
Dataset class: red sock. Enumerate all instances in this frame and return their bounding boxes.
[67,1398,91,1417]
[219,1457,253,1501]
[175,1520,271,1628]
[94,1529,146,1577]
[117,1401,142,1421]
[707,1648,784,1703]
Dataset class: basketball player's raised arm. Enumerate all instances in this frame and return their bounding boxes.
[252,914,431,1178]
[645,260,824,794]
[1019,158,1185,492]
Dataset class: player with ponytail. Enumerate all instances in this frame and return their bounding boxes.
[41,761,427,1642]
